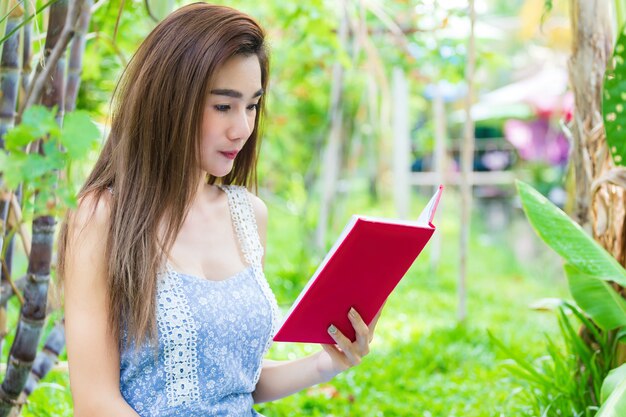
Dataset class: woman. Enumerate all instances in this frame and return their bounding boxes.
[59,2,380,416]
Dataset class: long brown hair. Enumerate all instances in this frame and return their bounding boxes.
[57,2,270,346]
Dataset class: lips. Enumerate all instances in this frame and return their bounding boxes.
[220,151,239,160]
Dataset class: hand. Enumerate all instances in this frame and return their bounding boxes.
[315,306,383,382]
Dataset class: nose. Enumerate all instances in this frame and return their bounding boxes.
[227,109,254,141]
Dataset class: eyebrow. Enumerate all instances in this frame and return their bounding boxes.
[210,88,264,99]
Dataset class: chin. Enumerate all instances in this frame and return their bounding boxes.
[208,168,234,178]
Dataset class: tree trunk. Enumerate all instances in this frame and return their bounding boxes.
[568,0,626,368]
[568,0,619,239]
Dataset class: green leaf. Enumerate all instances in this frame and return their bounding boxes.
[4,105,58,151]
[565,264,626,330]
[21,105,59,137]
[0,152,27,188]
[603,23,626,166]
[59,111,100,159]
[598,368,626,416]
[517,180,626,286]
[602,364,626,404]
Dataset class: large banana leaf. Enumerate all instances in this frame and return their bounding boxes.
[598,365,626,417]
[604,23,626,166]
[517,180,626,287]
[602,363,626,403]
[565,264,626,330]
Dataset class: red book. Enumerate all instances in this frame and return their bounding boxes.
[273,186,443,344]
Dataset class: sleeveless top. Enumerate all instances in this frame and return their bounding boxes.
[119,185,280,416]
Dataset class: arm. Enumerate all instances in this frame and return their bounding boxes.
[247,191,382,404]
[252,307,381,403]
[63,194,140,417]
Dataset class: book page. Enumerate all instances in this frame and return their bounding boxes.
[416,185,443,226]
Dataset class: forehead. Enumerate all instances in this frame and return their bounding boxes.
[211,54,262,93]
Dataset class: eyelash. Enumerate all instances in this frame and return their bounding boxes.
[214,104,259,112]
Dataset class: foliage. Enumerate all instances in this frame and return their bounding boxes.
[514,180,626,414]
[0,105,100,217]
[491,302,610,416]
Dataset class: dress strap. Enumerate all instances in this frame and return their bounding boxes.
[220,185,264,267]
[220,185,281,372]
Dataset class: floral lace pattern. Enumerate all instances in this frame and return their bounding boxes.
[119,186,279,416]
[157,266,200,407]
[222,185,281,383]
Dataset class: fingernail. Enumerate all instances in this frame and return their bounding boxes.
[349,307,357,318]
[328,325,337,335]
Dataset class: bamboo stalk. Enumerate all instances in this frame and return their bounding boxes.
[0,1,22,147]
[0,1,78,413]
[65,0,92,112]
[0,214,54,415]
[20,0,32,98]
[0,2,23,380]
[18,0,81,120]
[24,321,64,396]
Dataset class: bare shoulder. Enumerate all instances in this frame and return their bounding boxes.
[63,191,112,279]
[245,189,268,249]
[71,191,112,233]
[246,189,268,225]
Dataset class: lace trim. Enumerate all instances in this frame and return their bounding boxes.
[221,186,281,383]
[222,185,264,266]
[157,266,201,407]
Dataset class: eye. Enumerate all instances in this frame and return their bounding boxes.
[214,105,230,112]
[247,104,259,112]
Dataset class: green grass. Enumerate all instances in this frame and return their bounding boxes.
[12,187,570,416]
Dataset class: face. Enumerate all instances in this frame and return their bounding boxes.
[200,54,263,178]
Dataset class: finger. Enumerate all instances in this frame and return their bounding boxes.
[327,324,361,365]
[368,301,386,332]
[348,308,370,354]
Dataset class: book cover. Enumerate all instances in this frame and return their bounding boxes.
[273,185,443,344]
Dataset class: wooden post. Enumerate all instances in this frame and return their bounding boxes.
[458,0,476,323]
[392,67,410,219]
[316,0,348,250]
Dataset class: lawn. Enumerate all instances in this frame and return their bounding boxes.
[18,187,569,416]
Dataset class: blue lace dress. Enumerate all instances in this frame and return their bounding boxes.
[119,185,280,416]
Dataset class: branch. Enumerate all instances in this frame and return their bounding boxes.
[0,260,24,305]
[8,193,30,258]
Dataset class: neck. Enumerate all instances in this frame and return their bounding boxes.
[194,174,221,204]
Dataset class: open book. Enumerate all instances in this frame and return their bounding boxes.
[273,185,443,344]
